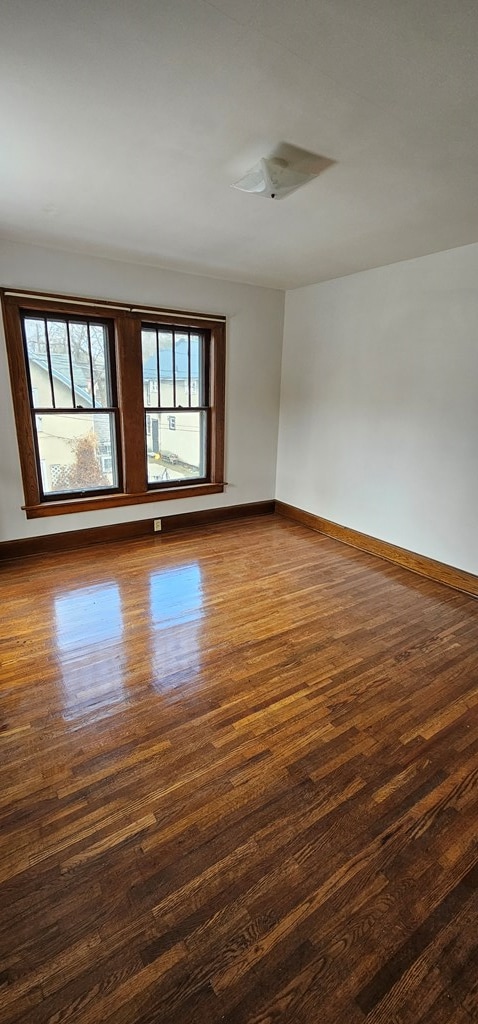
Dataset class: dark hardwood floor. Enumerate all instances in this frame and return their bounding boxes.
[0,515,477,1024]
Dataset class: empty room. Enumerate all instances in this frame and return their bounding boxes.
[0,2,477,1023]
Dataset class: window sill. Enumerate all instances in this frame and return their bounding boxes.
[23,482,225,519]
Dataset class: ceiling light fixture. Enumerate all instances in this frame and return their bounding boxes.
[232,143,335,200]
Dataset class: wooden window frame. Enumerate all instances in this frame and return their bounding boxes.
[1,289,226,519]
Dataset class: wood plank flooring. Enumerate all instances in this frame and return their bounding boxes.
[0,514,477,1024]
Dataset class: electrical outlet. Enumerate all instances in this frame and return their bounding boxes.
[153,518,162,532]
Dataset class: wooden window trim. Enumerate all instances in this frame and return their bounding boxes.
[1,289,226,518]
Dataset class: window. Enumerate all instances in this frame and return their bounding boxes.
[21,312,120,498]
[142,327,206,485]
[1,290,226,518]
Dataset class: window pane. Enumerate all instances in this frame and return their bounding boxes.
[141,327,204,410]
[88,323,110,406]
[189,334,201,407]
[174,332,187,405]
[69,322,90,405]
[142,328,158,408]
[24,317,54,408]
[159,332,173,404]
[69,321,111,407]
[48,320,74,408]
[24,316,111,409]
[141,329,175,407]
[24,318,47,358]
[36,412,118,494]
[146,411,206,484]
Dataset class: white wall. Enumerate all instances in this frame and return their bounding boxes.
[277,243,478,575]
[0,239,284,541]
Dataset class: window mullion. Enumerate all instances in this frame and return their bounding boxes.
[115,314,147,494]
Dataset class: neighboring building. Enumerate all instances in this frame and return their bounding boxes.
[29,354,113,494]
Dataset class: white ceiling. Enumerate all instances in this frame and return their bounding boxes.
[1,0,478,289]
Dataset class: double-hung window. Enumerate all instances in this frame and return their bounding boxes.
[1,290,226,518]
[141,324,207,484]
[22,312,120,499]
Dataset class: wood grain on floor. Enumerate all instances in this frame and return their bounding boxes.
[0,515,477,1023]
